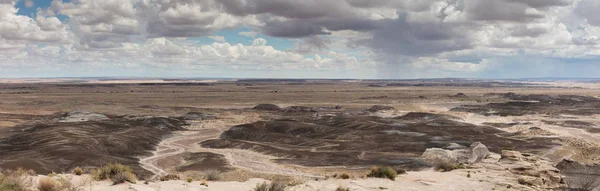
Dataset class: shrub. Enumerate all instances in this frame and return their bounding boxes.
[335,186,349,191]
[38,177,60,191]
[92,163,137,184]
[159,174,180,181]
[395,168,407,175]
[187,177,193,183]
[0,168,33,191]
[72,167,84,176]
[367,166,397,181]
[340,173,350,179]
[200,179,208,187]
[434,162,466,172]
[254,180,286,191]
[202,170,222,181]
[111,172,137,185]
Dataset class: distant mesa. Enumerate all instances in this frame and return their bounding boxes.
[253,104,282,111]
[367,105,395,112]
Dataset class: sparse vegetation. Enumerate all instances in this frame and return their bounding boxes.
[340,173,350,179]
[37,177,60,191]
[202,170,222,181]
[159,174,180,181]
[367,166,398,180]
[200,180,208,187]
[335,186,349,191]
[72,167,84,176]
[186,177,193,183]
[434,162,467,172]
[254,180,287,191]
[0,168,33,191]
[395,168,407,175]
[92,163,137,184]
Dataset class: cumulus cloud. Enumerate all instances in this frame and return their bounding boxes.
[3,0,600,78]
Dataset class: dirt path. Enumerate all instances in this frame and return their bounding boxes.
[138,112,318,179]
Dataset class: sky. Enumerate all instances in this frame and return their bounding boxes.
[1,0,600,79]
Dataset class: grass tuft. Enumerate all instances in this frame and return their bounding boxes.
[37,177,60,191]
[367,166,398,180]
[92,163,137,184]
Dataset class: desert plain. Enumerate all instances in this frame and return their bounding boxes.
[1,78,600,191]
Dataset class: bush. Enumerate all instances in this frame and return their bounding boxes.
[0,168,33,191]
[159,174,180,181]
[187,177,193,183]
[340,173,350,179]
[395,168,407,175]
[38,177,60,191]
[434,162,466,172]
[335,186,349,191]
[200,179,208,187]
[92,163,137,184]
[254,180,286,191]
[111,172,137,185]
[202,170,222,181]
[72,167,84,176]
[367,166,397,180]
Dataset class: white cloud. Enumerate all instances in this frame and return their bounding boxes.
[208,35,226,42]
[238,31,258,38]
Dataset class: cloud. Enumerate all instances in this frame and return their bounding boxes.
[24,0,33,7]
[4,0,600,78]
[294,36,331,54]
[238,31,258,38]
[0,2,71,44]
[208,35,226,42]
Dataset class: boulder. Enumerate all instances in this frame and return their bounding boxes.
[421,148,469,165]
[422,142,489,165]
[468,142,490,164]
[444,143,468,150]
[556,159,600,191]
[501,150,523,160]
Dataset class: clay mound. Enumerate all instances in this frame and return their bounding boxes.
[0,114,186,178]
[202,112,558,169]
[556,159,600,190]
[367,105,395,112]
[283,106,316,112]
[182,112,216,120]
[452,93,600,116]
[253,104,281,111]
[395,112,460,121]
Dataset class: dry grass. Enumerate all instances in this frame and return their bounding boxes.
[72,167,84,176]
[92,163,137,184]
[202,170,222,181]
[254,179,287,191]
[367,166,398,180]
[159,174,180,181]
[37,177,60,191]
[0,168,34,191]
[434,162,467,172]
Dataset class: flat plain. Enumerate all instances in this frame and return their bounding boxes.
[1,79,600,190]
